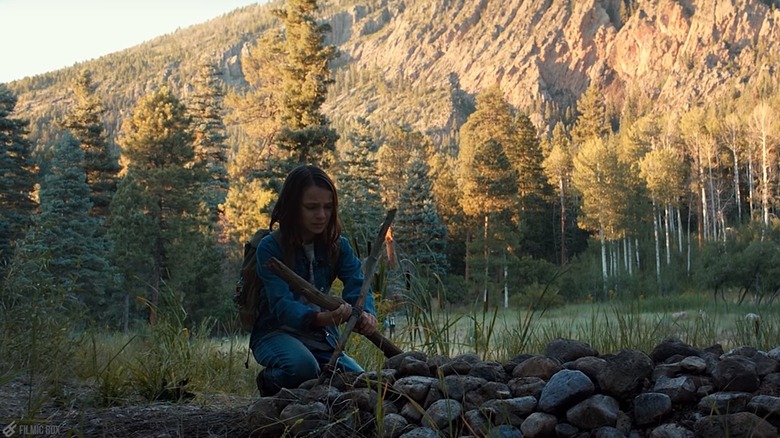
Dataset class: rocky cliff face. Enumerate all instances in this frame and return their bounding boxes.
[8,0,780,146]
[326,0,780,122]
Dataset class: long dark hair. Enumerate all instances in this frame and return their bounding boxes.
[270,165,342,260]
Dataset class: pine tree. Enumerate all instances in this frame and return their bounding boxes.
[107,174,156,332]
[187,62,229,223]
[0,85,37,278]
[376,125,432,209]
[395,149,448,276]
[429,152,468,275]
[59,70,121,221]
[506,113,556,260]
[114,87,214,325]
[273,0,339,169]
[571,83,610,147]
[14,134,114,319]
[335,118,384,255]
[458,87,523,305]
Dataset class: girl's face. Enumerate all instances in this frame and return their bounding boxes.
[299,185,334,243]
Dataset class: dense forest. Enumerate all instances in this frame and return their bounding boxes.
[2,0,780,334]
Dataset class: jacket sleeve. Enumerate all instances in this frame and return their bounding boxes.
[336,236,376,316]
[256,236,318,331]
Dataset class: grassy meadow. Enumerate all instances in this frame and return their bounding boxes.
[2,284,779,421]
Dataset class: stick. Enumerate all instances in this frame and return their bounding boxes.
[265,256,403,358]
[320,209,396,380]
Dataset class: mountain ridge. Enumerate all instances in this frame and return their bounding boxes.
[7,0,780,145]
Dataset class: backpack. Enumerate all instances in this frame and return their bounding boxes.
[233,229,342,333]
[234,229,280,333]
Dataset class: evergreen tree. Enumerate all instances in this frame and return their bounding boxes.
[272,0,339,169]
[107,174,156,332]
[0,85,37,278]
[507,113,556,260]
[14,134,114,320]
[571,83,610,147]
[395,149,448,276]
[335,117,384,255]
[114,87,216,325]
[59,70,121,220]
[187,62,229,223]
[376,125,432,209]
[429,152,468,275]
[458,88,522,305]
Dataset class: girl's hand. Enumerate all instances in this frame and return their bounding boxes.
[316,303,352,327]
[355,312,378,335]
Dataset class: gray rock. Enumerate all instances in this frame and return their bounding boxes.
[383,413,411,438]
[394,376,439,404]
[592,426,626,437]
[485,424,523,438]
[439,375,487,401]
[650,338,703,363]
[649,423,694,437]
[463,409,491,436]
[470,361,508,382]
[566,394,621,430]
[520,411,557,437]
[507,376,545,398]
[480,396,538,427]
[545,338,598,363]
[400,356,434,377]
[279,401,328,435]
[596,349,654,401]
[652,375,698,404]
[697,391,752,414]
[538,369,595,413]
[555,422,580,438]
[566,356,608,383]
[725,346,779,377]
[399,427,442,438]
[747,394,780,418]
[679,356,708,373]
[767,346,780,361]
[712,356,760,392]
[633,392,672,425]
[512,355,562,380]
[422,398,462,430]
[385,351,429,370]
[693,411,777,437]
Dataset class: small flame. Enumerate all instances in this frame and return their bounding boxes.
[385,226,396,269]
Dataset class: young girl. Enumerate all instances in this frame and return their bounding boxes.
[250,164,378,395]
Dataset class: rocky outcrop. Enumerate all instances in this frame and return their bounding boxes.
[326,0,780,128]
[247,338,780,437]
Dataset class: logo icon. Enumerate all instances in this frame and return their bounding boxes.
[2,421,17,437]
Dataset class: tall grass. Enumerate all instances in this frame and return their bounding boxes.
[3,253,780,416]
[0,261,79,418]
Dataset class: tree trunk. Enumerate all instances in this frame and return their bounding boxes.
[600,226,607,299]
[652,200,661,290]
[664,204,671,265]
[559,178,567,265]
[483,214,489,305]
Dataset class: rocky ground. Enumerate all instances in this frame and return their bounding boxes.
[0,377,253,437]
[2,338,780,437]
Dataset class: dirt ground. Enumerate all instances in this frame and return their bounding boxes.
[0,377,256,437]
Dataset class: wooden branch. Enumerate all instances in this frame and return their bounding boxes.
[266,256,403,359]
[320,209,396,379]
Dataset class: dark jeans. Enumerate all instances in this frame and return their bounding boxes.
[252,330,364,391]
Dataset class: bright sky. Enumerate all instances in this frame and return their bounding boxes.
[0,0,265,84]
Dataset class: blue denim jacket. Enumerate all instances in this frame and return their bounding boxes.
[250,234,376,349]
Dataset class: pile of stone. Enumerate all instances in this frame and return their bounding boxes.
[247,338,780,437]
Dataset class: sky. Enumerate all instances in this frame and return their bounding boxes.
[0,0,265,84]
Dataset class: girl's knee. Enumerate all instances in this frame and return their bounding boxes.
[280,356,320,386]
